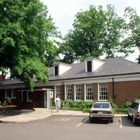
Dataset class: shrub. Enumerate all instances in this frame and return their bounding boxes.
[108,98,117,108]
[114,108,127,114]
[83,108,90,113]
[2,100,8,106]
[122,99,131,108]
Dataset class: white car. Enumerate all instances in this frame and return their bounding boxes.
[127,100,140,125]
[89,101,114,123]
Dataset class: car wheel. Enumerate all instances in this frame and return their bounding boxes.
[110,118,113,123]
[127,112,131,119]
[89,118,94,123]
[132,116,137,125]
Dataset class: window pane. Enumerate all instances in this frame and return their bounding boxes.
[76,85,82,100]
[56,86,61,98]
[66,85,72,100]
[99,83,108,100]
[86,84,93,100]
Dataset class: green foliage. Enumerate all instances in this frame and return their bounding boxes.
[2,98,12,106]
[122,99,131,108]
[60,100,127,114]
[58,5,140,63]
[114,108,127,114]
[0,0,59,91]
[59,5,130,63]
[83,108,90,113]
[7,97,12,105]
[108,98,117,108]
[123,7,140,61]
[61,100,95,111]
[2,100,8,106]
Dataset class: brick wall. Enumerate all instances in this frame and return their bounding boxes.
[93,83,98,100]
[108,80,140,107]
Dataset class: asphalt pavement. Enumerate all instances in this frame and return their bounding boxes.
[0,108,127,123]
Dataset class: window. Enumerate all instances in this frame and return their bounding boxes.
[87,61,92,72]
[55,66,58,76]
[5,89,10,98]
[76,85,82,100]
[99,83,108,100]
[12,89,16,98]
[86,84,93,100]
[66,85,72,100]
[27,92,32,102]
[56,86,61,99]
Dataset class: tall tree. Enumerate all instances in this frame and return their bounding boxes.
[123,7,140,63]
[0,0,58,91]
[60,5,134,63]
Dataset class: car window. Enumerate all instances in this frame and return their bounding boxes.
[93,103,110,108]
[134,103,139,110]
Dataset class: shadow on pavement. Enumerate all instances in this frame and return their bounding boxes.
[0,107,34,118]
[120,116,140,127]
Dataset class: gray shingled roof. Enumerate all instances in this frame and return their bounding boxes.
[1,57,140,85]
[49,57,140,81]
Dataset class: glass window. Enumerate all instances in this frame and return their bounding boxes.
[27,92,32,102]
[55,66,58,76]
[86,84,93,100]
[66,85,72,100]
[99,83,108,100]
[76,85,82,100]
[12,89,16,98]
[93,103,110,108]
[56,86,61,99]
[5,89,10,98]
[87,61,92,72]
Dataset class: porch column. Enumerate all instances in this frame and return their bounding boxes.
[74,85,76,101]
[84,84,86,101]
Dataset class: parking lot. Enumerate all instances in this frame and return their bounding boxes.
[0,115,140,140]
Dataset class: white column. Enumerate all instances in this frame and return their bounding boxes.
[64,85,66,100]
[84,84,86,101]
[54,86,56,101]
[74,85,76,101]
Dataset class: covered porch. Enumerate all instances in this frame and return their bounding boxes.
[17,88,54,108]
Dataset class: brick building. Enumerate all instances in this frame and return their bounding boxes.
[0,57,140,108]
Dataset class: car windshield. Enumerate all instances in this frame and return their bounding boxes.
[93,103,110,108]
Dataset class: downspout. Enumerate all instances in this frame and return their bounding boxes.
[112,77,114,100]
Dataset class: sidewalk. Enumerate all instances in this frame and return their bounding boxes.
[0,108,127,123]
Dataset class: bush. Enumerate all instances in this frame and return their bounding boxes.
[83,108,90,113]
[2,100,8,106]
[114,108,127,114]
[61,100,95,110]
[122,99,131,108]
[108,98,117,108]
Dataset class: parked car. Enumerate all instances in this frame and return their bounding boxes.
[89,101,114,123]
[127,100,140,125]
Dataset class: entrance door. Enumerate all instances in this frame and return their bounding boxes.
[44,92,47,108]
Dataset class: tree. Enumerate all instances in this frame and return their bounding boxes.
[0,0,58,91]
[60,5,135,63]
[123,7,140,63]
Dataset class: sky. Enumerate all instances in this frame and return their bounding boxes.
[41,0,140,62]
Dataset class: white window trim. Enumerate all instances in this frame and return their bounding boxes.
[85,84,93,101]
[75,84,83,101]
[5,89,10,99]
[27,92,32,102]
[84,84,86,101]
[11,89,16,99]
[98,83,108,101]
[66,85,72,100]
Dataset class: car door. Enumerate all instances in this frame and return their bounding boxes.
[128,102,135,117]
